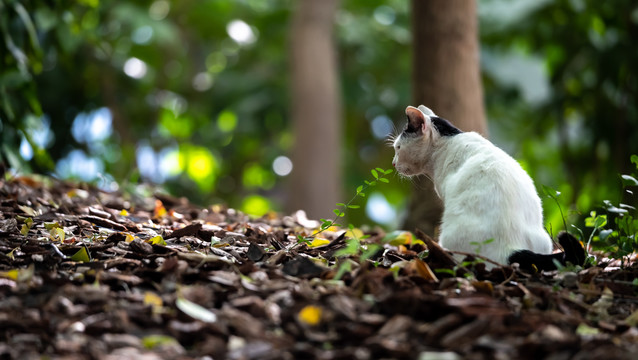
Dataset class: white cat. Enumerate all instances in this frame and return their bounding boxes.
[392,105,564,269]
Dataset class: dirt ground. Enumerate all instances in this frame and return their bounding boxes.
[1,177,637,359]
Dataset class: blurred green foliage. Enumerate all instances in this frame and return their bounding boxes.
[1,0,636,235]
[480,0,638,235]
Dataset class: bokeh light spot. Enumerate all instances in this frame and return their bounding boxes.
[373,6,396,26]
[272,156,293,176]
[241,195,270,217]
[124,57,147,79]
[149,0,170,20]
[370,115,393,139]
[192,72,213,92]
[366,192,398,227]
[132,26,153,45]
[217,110,237,132]
[227,20,256,45]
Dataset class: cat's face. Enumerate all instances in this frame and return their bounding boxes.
[392,106,436,176]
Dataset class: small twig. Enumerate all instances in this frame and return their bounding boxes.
[499,268,517,286]
[447,250,507,268]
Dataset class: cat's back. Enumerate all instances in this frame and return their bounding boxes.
[437,131,540,208]
[437,131,552,262]
[438,132,528,181]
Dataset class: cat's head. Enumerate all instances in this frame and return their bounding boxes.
[391,105,441,177]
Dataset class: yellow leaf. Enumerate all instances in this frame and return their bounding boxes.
[0,264,35,282]
[6,247,18,260]
[142,335,179,350]
[144,291,163,312]
[576,323,600,336]
[471,280,494,295]
[308,238,330,248]
[412,239,426,246]
[120,209,129,216]
[125,233,135,243]
[345,228,364,239]
[149,235,166,246]
[71,247,91,262]
[298,305,322,326]
[625,309,638,327]
[0,269,19,280]
[20,224,30,236]
[384,231,413,246]
[51,227,65,242]
[44,222,60,230]
[312,226,338,235]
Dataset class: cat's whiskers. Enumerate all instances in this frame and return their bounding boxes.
[385,134,397,147]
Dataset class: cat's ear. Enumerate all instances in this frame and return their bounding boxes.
[418,105,436,117]
[405,106,427,134]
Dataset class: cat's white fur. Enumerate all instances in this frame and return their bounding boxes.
[392,105,553,265]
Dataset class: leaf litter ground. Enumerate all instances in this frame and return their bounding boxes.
[1,177,638,359]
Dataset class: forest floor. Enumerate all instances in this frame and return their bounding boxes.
[1,176,638,360]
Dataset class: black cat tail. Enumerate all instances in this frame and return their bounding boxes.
[557,231,586,267]
[508,232,586,272]
[508,250,564,272]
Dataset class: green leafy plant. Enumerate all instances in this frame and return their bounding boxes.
[469,238,494,256]
[296,167,393,280]
[298,167,393,243]
[541,185,567,238]
[584,155,638,268]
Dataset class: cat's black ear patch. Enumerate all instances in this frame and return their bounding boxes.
[431,117,462,137]
[404,106,425,134]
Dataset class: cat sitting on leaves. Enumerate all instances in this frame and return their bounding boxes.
[392,105,584,271]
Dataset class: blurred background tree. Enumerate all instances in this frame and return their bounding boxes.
[289,0,342,220]
[1,0,636,236]
[402,0,487,236]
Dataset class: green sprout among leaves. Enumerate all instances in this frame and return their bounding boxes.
[581,155,638,268]
[298,167,393,244]
[296,167,393,280]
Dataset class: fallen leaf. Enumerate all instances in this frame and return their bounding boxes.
[176,297,217,323]
[149,235,166,246]
[5,247,18,260]
[298,305,322,326]
[414,258,439,282]
[471,280,494,295]
[145,291,164,314]
[308,238,330,248]
[0,264,35,282]
[345,228,364,239]
[384,231,413,246]
[18,205,37,217]
[71,247,91,262]
[44,222,61,230]
[51,227,65,242]
[142,335,179,349]
[154,200,167,218]
[576,323,600,336]
[0,269,19,281]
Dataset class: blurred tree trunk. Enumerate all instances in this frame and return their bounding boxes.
[403,0,487,235]
[287,0,342,220]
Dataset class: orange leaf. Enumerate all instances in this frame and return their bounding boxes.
[414,258,439,282]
